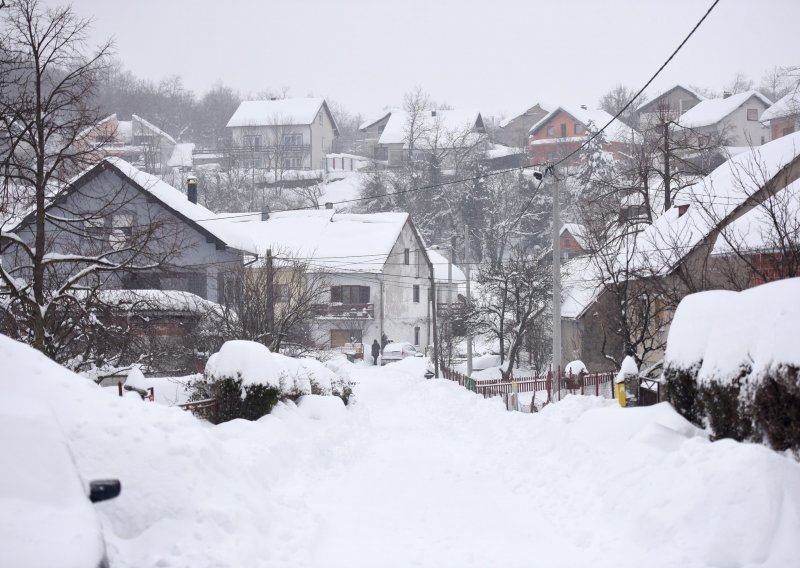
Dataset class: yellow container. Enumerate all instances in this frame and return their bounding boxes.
[615,382,627,407]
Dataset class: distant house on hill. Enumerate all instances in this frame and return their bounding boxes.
[234,210,434,350]
[678,90,772,147]
[560,224,588,260]
[76,114,178,174]
[494,103,551,148]
[358,108,487,168]
[761,90,800,141]
[226,98,339,171]
[527,106,637,167]
[636,85,705,129]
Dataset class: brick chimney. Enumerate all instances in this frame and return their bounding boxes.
[186,175,198,204]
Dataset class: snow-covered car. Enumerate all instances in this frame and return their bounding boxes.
[0,398,121,568]
[381,342,423,364]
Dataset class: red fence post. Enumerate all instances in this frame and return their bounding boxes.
[117,381,123,397]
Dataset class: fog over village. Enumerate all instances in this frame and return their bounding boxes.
[2,1,800,567]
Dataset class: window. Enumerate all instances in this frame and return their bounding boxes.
[404,248,410,265]
[109,214,133,250]
[747,108,758,121]
[282,133,303,146]
[83,217,106,239]
[413,285,420,303]
[761,136,765,145]
[414,326,420,346]
[546,126,555,137]
[282,156,301,169]
[330,285,370,304]
[243,135,262,149]
[331,329,362,348]
[244,157,264,169]
[275,283,290,303]
[574,124,585,135]
[560,124,567,138]
[319,113,323,126]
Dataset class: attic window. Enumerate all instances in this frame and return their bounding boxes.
[575,124,585,135]
[747,108,758,121]
[404,248,410,265]
[546,126,555,137]
[678,204,689,217]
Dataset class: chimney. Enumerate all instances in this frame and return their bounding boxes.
[325,202,333,210]
[580,104,588,110]
[261,206,270,221]
[431,110,437,117]
[723,91,732,99]
[186,175,198,204]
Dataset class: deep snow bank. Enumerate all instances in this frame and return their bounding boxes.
[2,336,800,567]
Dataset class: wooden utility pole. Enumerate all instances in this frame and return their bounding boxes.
[551,179,561,403]
[663,120,671,212]
[430,269,439,378]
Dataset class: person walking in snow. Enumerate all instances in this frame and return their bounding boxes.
[381,332,389,354]
[371,339,381,365]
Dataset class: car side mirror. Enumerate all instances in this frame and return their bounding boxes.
[89,479,121,503]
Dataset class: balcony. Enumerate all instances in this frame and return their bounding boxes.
[228,144,311,154]
[311,303,374,319]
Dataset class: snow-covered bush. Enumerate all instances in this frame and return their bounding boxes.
[664,280,800,448]
[188,341,357,423]
[663,291,737,428]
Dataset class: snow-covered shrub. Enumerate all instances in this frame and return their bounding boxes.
[663,291,737,428]
[751,366,800,452]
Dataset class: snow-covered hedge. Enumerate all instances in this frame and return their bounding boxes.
[189,340,355,423]
[664,279,800,449]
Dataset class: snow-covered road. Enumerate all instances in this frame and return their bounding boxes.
[3,337,800,568]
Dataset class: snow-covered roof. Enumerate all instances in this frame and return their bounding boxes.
[528,106,638,144]
[561,223,589,250]
[358,109,395,131]
[498,102,552,128]
[712,178,800,255]
[426,248,466,283]
[761,90,800,122]
[678,91,772,128]
[561,255,601,319]
[485,143,524,159]
[96,289,222,315]
[226,98,332,129]
[133,114,176,145]
[630,131,800,274]
[233,210,411,273]
[636,84,705,113]
[167,143,195,168]
[376,109,484,148]
[318,173,364,208]
[102,158,256,254]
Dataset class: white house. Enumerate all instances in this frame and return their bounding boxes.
[226,98,339,171]
[235,210,434,349]
[678,90,772,147]
[358,108,487,167]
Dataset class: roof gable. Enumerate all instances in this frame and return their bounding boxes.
[679,91,772,128]
[636,85,705,114]
[761,90,800,122]
[528,106,637,143]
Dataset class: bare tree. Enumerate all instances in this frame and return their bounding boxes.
[598,83,648,128]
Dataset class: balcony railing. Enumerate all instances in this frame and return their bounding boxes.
[311,303,374,319]
[229,144,311,154]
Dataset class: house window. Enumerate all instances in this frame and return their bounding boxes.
[275,283,290,303]
[404,248,410,265]
[560,124,567,138]
[414,326,420,346]
[84,217,106,239]
[574,124,585,135]
[546,126,555,137]
[319,113,323,126]
[761,136,765,145]
[331,329,362,348]
[109,214,133,250]
[330,285,370,304]
[413,285,420,303]
[282,156,301,169]
[282,133,303,146]
[747,109,758,121]
[243,135,262,149]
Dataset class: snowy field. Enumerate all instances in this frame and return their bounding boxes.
[3,334,800,567]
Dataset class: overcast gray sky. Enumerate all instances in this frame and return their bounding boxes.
[59,0,799,119]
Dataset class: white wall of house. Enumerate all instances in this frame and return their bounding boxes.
[309,108,337,170]
[720,98,771,146]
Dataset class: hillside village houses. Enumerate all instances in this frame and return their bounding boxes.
[226,97,339,172]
